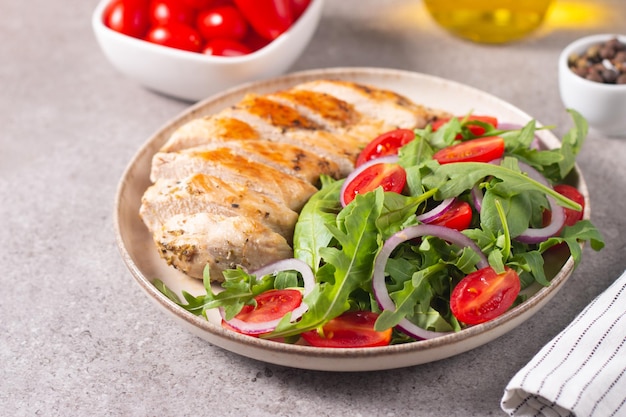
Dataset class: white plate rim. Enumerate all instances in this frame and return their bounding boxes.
[114,67,586,372]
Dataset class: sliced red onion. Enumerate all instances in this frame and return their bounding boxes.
[220,258,315,335]
[372,224,489,340]
[515,162,565,244]
[416,197,455,223]
[340,155,399,207]
[471,186,484,212]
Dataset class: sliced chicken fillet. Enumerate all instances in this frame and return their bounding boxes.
[140,173,298,239]
[155,213,293,281]
[159,116,261,153]
[150,147,318,211]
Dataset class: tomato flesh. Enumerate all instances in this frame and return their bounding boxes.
[450,267,521,325]
[429,200,473,231]
[553,184,585,226]
[433,136,505,165]
[300,311,392,348]
[342,163,407,206]
[431,115,499,139]
[355,128,415,167]
[221,289,303,336]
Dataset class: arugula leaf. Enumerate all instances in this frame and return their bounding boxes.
[293,175,343,273]
[269,189,385,338]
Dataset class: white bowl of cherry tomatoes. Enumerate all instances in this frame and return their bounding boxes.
[92,0,323,101]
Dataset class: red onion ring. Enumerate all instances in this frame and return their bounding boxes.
[514,162,566,244]
[220,259,315,335]
[340,155,399,207]
[416,197,455,223]
[471,186,483,212]
[372,224,489,340]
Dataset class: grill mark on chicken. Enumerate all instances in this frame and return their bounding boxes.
[150,147,317,211]
[175,140,341,184]
[160,116,260,153]
[140,173,299,240]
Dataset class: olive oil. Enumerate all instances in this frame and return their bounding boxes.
[424,0,553,44]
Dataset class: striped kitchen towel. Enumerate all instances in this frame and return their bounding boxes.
[501,269,626,417]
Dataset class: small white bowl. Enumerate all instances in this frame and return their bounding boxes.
[92,0,324,102]
[559,34,626,138]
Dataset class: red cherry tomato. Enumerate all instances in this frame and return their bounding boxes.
[103,0,150,39]
[431,115,499,139]
[234,0,294,40]
[342,163,407,206]
[145,23,203,52]
[180,0,226,9]
[203,38,252,56]
[433,136,505,165]
[450,267,521,325]
[243,30,272,52]
[149,0,196,26]
[300,311,392,348]
[196,5,248,41]
[429,200,473,231]
[290,0,311,19]
[355,128,415,167]
[542,184,585,230]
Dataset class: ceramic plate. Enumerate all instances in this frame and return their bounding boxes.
[114,67,588,372]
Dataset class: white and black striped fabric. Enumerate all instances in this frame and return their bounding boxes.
[501,270,626,417]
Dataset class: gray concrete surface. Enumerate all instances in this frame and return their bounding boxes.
[2,0,625,416]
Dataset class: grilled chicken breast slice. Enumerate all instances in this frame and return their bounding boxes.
[140,173,299,239]
[155,213,293,281]
[159,116,261,153]
[292,80,448,129]
[150,147,318,211]
[173,140,341,184]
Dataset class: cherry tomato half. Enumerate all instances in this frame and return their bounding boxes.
[104,0,150,38]
[145,23,203,52]
[234,0,294,40]
[553,184,585,226]
[355,128,415,167]
[429,200,473,231]
[221,289,303,335]
[433,136,505,165]
[300,311,392,348]
[196,5,248,41]
[342,163,407,206]
[149,0,196,26]
[203,38,252,56]
[431,115,499,139]
[450,267,521,325]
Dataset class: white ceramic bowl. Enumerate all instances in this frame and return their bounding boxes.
[91,0,324,102]
[559,34,626,138]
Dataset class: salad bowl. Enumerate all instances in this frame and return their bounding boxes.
[114,67,589,371]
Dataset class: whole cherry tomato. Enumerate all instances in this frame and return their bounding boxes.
[196,5,248,41]
[180,0,223,9]
[203,38,252,56]
[290,0,311,19]
[234,0,294,40]
[145,23,203,52]
[149,0,196,26]
[103,0,150,38]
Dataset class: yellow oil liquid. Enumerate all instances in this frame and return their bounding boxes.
[423,0,553,44]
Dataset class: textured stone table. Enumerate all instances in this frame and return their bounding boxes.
[2,1,625,415]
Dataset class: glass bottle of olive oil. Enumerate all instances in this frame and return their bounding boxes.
[423,0,553,44]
